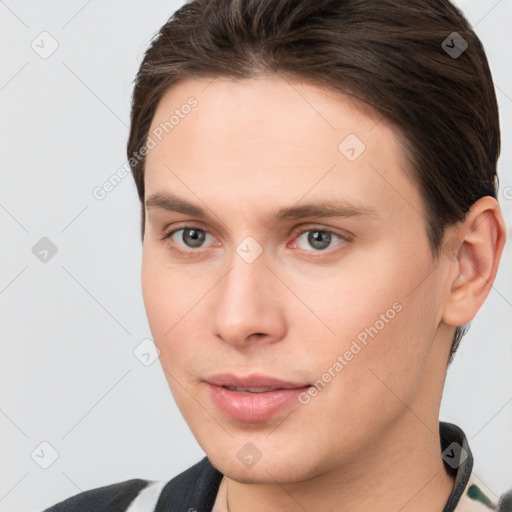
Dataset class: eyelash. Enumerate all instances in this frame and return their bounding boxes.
[161,224,351,258]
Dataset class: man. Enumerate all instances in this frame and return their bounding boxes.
[37,0,510,510]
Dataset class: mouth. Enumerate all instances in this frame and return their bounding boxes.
[221,385,285,393]
[205,373,309,390]
[204,373,311,422]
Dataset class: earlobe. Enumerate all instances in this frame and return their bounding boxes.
[442,196,507,327]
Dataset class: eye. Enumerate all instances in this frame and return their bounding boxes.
[163,226,215,255]
[291,228,348,253]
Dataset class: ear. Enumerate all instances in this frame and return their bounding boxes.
[442,196,507,327]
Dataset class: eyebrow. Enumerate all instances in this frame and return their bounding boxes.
[145,192,380,223]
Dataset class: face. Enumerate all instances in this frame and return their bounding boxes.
[141,75,452,483]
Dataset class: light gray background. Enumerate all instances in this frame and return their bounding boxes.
[1,1,511,511]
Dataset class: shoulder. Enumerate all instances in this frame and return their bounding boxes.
[456,472,512,512]
[37,456,222,512]
[39,478,153,512]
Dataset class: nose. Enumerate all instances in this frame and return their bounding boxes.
[212,247,287,349]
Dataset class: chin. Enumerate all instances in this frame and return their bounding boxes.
[205,441,320,485]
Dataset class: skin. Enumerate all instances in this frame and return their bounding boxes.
[141,75,506,512]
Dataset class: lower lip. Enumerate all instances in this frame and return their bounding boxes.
[206,383,310,422]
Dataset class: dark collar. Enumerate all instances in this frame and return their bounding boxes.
[155,421,473,512]
[440,421,474,512]
[155,455,223,512]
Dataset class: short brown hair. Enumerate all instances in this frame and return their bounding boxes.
[127,0,500,365]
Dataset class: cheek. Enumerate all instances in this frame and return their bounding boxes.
[141,248,182,355]
[296,252,402,347]
[141,262,193,419]
[305,242,434,385]
[141,250,206,379]
[141,254,167,337]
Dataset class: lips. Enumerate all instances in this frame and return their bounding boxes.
[205,373,311,422]
[205,373,308,390]
[223,386,276,393]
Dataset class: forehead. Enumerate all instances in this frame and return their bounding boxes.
[148,75,387,153]
[144,75,422,226]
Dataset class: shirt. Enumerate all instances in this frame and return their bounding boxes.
[35,421,509,512]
